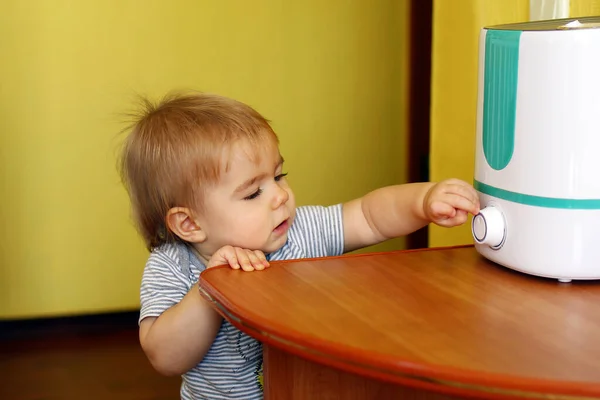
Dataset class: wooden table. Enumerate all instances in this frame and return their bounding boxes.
[198,245,600,399]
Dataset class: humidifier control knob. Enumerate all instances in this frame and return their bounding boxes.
[472,206,506,249]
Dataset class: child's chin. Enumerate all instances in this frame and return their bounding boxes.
[265,237,288,254]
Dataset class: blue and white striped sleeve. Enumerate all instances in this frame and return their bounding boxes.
[293,204,345,258]
[139,245,192,324]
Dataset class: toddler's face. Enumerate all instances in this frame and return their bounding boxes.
[196,138,296,256]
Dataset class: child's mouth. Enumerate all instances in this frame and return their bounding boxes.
[274,220,288,233]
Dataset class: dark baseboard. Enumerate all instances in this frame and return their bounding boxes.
[0,310,141,342]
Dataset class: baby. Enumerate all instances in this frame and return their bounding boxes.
[119,91,480,399]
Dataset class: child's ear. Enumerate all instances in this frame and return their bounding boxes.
[166,207,207,243]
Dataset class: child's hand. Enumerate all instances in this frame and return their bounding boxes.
[207,246,270,271]
[422,179,480,228]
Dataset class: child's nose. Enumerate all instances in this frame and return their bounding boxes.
[272,185,289,209]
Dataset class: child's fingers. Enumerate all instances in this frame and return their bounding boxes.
[438,193,479,215]
[221,247,241,270]
[254,250,270,268]
[443,184,480,207]
[246,250,265,271]
[436,209,468,227]
[208,247,269,272]
[435,180,480,209]
[234,248,254,272]
[429,201,457,219]
[207,246,239,269]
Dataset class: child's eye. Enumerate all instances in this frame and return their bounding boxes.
[275,173,288,182]
[243,188,263,201]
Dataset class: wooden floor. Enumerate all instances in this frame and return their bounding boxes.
[0,312,180,400]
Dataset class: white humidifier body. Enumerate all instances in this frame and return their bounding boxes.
[471,17,600,282]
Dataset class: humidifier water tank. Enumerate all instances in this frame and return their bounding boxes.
[471,16,600,283]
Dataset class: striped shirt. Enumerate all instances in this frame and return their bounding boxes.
[139,204,344,399]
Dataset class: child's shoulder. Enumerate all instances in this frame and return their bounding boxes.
[144,242,204,280]
[148,242,180,262]
[289,204,343,240]
[278,204,344,259]
[294,204,343,226]
[145,242,187,273]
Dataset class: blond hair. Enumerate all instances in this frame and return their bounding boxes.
[119,91,278,250]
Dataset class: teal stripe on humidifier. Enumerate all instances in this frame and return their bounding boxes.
[474,180,600,209]
[483,30,521,171]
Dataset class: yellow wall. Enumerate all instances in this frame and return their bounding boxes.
[429,0,600,248]
[0,1,410,318]
[571,0,600,16]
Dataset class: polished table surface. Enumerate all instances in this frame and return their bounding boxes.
[199,245,600,399]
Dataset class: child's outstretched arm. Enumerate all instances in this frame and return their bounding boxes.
[342,179,480,252]
[139,286,222,376]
